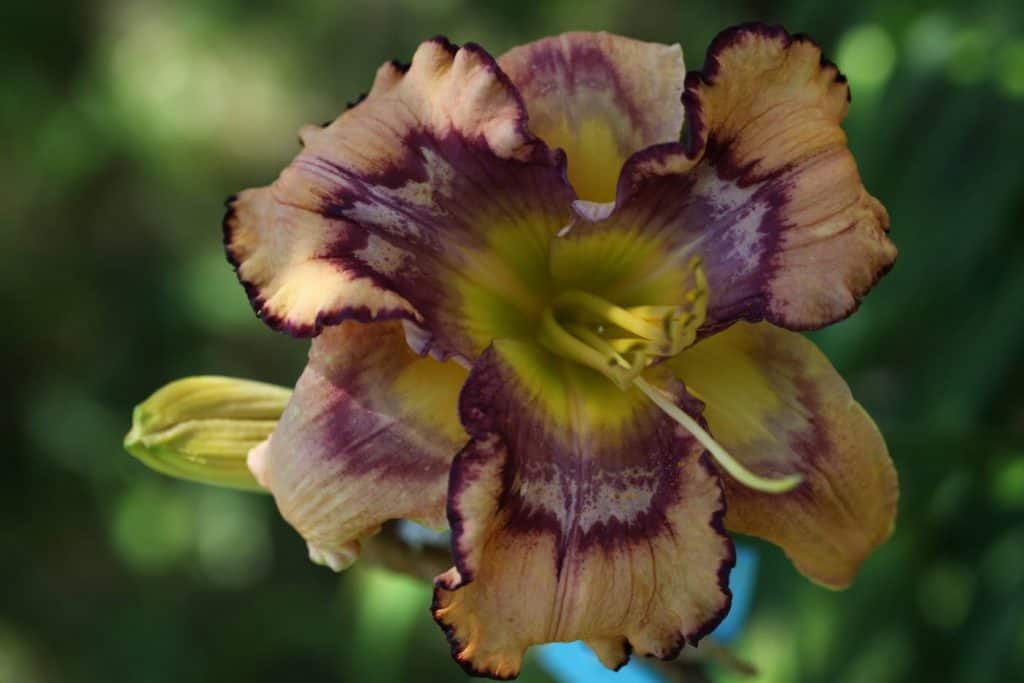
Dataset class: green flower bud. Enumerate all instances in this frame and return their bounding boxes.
[124,376,291,491]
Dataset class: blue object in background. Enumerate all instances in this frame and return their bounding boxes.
[536,641,663,683]
[535,544,758,682]
[711,544,759,643]
[395,519,450,547]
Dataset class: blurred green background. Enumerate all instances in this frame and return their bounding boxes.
[3,0,1024,681]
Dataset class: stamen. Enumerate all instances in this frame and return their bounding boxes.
[535,255,799,494]
[550,290,668,341]
[564,323,647,386]
[633,377,803,494]
[537,288,693,389]
[538,307,625,383]
[537,260,708,388]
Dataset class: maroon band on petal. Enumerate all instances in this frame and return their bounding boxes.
[432,341,733,678]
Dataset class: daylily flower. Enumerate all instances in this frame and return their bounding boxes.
[128,24,898,679]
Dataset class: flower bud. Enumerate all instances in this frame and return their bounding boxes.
[124,376,291,491]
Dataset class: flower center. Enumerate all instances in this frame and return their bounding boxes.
[537,257,801,494]
[538,257,708,390]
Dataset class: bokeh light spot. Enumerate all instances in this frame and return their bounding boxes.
[346,567,429,679]
[946,28,993,86]
[997,40,1024,98]
[0,621,45,683]
[353,568,427,635]
[196,488,273,588]
[737,615,798,682]
[28,381,123,478]
[100,2,306,165]
[837,25,897,93]
[112,482,194,573]
[990,455,1024,509]
[904,12,955,71]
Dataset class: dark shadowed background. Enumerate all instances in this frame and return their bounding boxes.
[3,0,1023,681]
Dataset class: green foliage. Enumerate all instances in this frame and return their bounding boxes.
[3,1,1023,681]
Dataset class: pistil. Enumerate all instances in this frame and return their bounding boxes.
[537,258,801,494]
[633,376,802,493]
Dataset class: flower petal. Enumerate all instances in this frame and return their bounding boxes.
[499,32,686,203]
[668,322,897,588]
[251,320,467,571]
[563,23,895,332]
[432,341,733,678]
[225,38,574,361]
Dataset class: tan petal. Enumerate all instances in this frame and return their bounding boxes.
[432,341,733,677]
[225,38,573,362]
[570,24,895,334]
[500,32,685,202]
[670,322,898,588]
[253,320,467,571]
